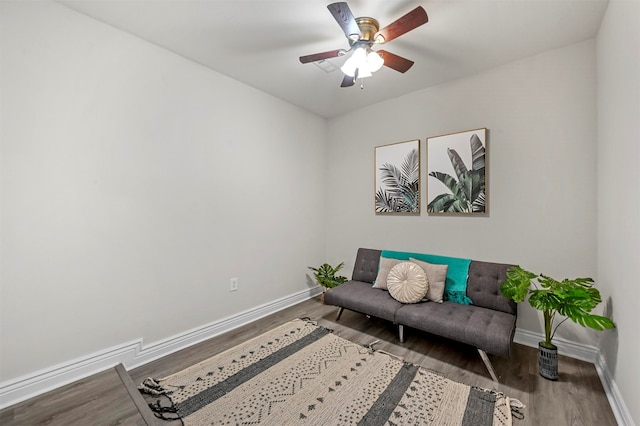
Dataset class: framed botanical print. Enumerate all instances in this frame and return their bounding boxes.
[427,128,487,214]
[374,139,420,214]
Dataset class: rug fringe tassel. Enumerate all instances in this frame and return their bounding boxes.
[365,340,380,353]
[149,399,180,420]
[508,397,526,419]
[380,351,405,361]
[365,340,406,361]
[140,379,181,421]
[300,317,317,326]
[138,377,164,396]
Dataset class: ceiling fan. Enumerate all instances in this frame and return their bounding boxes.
[299,2,428,88]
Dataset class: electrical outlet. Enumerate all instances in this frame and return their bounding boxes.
[230,277,238,292]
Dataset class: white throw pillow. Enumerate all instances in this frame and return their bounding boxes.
[372,257,402,290]
[409,258,448,303]
[387,262,428,304]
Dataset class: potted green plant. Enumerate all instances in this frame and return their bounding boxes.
[500,266,615,380]
[307,262,348,302]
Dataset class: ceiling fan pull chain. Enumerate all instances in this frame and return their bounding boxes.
[354,68,364,89]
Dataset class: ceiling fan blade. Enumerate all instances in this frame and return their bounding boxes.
[340,74,355,87]
[375,6,428,44]
[299,49,345,64]
[327,2,362,41]
[378,50,415,73]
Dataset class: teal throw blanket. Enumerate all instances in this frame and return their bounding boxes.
[381,250,473,305]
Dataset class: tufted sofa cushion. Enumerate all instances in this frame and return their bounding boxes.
[351,248,382,283]
[467,261,517,315]
[324,281,403,322]
[394,301,516,358]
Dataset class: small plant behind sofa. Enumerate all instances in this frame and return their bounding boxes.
[308,262,348,300]
[500,266,615,380]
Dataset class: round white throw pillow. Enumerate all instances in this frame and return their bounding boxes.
[387,262,429,304]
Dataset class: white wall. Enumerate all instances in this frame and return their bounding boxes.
[0,1,326,381]
[326,40,600,342]
[597,1,640,424]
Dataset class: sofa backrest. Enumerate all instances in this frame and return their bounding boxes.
[351,248,517,316]
[351,248,382,283]
[467,260,517,315]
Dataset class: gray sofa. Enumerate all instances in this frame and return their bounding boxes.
[324,248,517,382]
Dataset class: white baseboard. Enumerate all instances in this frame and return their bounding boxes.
[514,328,634,426]
[595,352,636,426]
[514,328,600,363]
[0,286,323,410]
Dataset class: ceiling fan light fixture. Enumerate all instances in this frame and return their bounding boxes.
[340,46,365,76]
[300,3,428,87]
[340,46,384,78]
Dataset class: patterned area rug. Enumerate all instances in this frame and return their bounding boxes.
[139,319,522,425]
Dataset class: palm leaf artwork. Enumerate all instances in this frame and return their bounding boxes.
[375,147,420,213]
[428,132,486,213]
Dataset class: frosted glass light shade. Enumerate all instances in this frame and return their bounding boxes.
[341,47,366,77]
[340,47,384,78]
[367,51,384,72]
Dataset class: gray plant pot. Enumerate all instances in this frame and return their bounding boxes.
[538,342,558,380]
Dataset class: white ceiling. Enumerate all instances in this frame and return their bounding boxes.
[58,0,609,119]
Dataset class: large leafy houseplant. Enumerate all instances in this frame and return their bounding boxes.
[500,266,615,349]
[308,262,348,293]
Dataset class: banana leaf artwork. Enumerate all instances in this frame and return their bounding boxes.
[374,139,420,214]
[427,129,487,214]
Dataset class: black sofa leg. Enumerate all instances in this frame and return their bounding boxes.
[478,349,499,383]
[336,307,344,321]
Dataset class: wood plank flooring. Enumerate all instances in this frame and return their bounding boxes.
[0,296,617,425]
[0,368,146,425]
